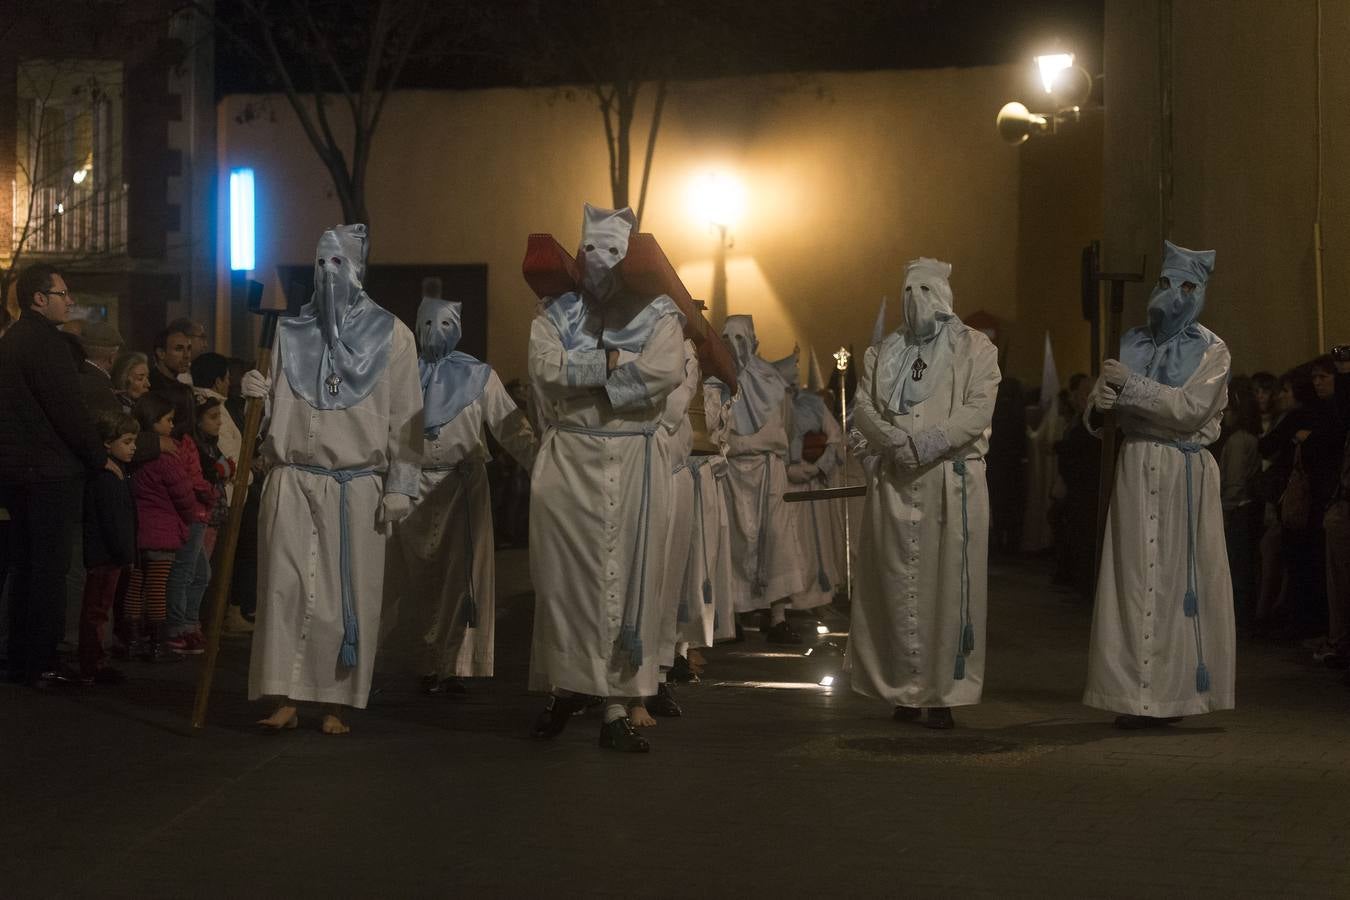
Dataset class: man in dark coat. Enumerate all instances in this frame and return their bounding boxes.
[0,264,113,686]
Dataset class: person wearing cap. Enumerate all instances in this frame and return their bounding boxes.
[78,321,165,464]
[1083,240,1235,729]
[848,257,1000,730]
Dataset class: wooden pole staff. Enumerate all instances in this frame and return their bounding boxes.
[191,294,280,731]
[1093,269,1143,578]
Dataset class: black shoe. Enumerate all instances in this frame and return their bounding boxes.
[573,694,604,717]
[648,683,682,718]
[422,676,469,696]
[29,669,79,690]
[893,705,921,723]
[668,655,699,684]
[924,707,955,730]
[531,695,580,740]
[765,621,803,645]
[598,717,651,753]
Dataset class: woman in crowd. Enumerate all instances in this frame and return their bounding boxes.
[111,351,151,412]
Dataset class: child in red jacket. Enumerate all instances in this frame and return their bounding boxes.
[161,384,212,656]
[128,392,196,663]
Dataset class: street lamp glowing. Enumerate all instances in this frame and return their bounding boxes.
[72,166,89,185]
[1035,53,1075,93]
[229,167,256,272]
[688,171,746,229]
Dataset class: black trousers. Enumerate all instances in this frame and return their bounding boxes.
[1,479,81,682]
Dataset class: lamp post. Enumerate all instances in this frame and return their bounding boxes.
[996,50,1097,145]
[833,346,853,601]
[688,171,745,327]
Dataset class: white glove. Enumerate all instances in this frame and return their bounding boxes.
[241,369,271,399]
[786,462,818,484]
[377,493,413,534]
[911,426,951,467]
[1093,375,1119,411]
[846,428,870,456]
[890,439,921,469]
[1101,359,1131,390]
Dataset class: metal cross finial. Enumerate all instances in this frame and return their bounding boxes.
[833,347,850,372]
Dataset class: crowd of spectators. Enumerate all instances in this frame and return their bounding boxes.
[0,264,253,688]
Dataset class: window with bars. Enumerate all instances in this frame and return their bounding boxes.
[13,59,126,256]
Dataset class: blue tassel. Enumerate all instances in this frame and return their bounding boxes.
[953,654,966,680]
[338,641,358,669]
[619,625,644,668]
[962,623,976,655]
[1184,589,1198,618]
[1195,662,1210,693]
[702,579,713,605]
[817,568,832,593]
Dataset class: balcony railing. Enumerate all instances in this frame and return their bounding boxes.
[12,181,127,256]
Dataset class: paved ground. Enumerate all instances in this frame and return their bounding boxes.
[4,549,1350,898]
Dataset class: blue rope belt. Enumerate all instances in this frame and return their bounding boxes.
[424,462,479,629]
[284,463,379,669]
[1151,439,1211,693]
[952,459,975,680]
[556,423,658,668]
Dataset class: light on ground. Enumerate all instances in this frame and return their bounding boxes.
[818,675,835,687]
[816,624,829,635]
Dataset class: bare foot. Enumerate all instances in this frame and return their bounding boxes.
[688,648,707,673]
[629,705,657,728]
[257,705,297,730]
[321,713,350,735]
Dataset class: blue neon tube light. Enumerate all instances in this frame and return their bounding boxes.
[229,168,255,271]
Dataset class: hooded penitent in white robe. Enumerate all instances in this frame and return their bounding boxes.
[383,299,537,680]
[528,204,686,699]
[1083,241,1235,717]
[249,224,423,710]
[846,258,1000,708]
[707,316,809,612]
[655,340,705,667]
[785,378,846,609]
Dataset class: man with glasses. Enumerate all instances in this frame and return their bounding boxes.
[0,264,113,687]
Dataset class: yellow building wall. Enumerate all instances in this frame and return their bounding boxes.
[217,65,1103,387]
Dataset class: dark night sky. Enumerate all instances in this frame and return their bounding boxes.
[215,0,1103,98]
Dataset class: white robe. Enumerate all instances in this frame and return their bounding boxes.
[787,399,846,609]
[383,372,536,679]
[527,308,685,698]
[1021,406,1065,552]
[248,323,423,709]
[1083,341,1236,717]
[656,342,700,669]
[846,327,999,708]
[721,394,809,611]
